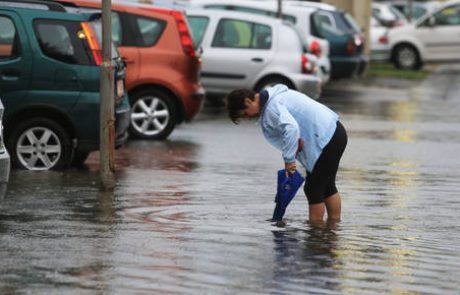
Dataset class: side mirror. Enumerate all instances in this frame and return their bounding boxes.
[427,16,436,27]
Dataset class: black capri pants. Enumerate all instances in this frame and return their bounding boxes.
[304,121,347,205]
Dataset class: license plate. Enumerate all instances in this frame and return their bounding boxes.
[116,80,124,98]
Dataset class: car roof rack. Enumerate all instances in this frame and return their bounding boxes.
[0,0,66,12]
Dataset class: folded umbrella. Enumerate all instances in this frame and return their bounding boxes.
[272,169,305,222]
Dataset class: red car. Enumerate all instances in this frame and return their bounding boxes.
[58,0,205,139]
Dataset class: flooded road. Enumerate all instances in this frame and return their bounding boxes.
[1,65,460,294]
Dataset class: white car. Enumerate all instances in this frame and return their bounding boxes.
[185,9,322,99]
[184,0,331,84]
[388,0,460,70]
[372,2,408,27]
[370,16,391,61]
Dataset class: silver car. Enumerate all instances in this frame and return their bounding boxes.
[0,99,10,200]
[186,0,331,85]
[186,8,322,99]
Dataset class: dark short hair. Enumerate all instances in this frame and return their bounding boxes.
[226,89,256,124]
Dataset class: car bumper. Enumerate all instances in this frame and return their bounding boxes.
[182,85,206,122]
[115,96,130,148]
[291,74,322,100]
[76,94,130,151]
[0,149,10,183]
[319,57,331,84]
[370,49,391,62]
[330,55,369,79]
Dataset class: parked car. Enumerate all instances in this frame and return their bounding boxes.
[370,16,391,62]
[390,0,441,22]
[0,1,130,170]
[372,2,408,27]
[388,0,460,70]
[56,0,205,140]
[0,99,10,186]
[185,8,322,99]
[184,0,331,84]
[284,0,368,79]
[196,0,367,80]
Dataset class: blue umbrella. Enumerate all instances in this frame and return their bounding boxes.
[272,169,305,222]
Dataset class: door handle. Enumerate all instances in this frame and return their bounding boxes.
[122,57,135,64]
[251,57,264,63]
[1,69,20,81]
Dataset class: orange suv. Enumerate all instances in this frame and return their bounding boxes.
[58,0,205,139]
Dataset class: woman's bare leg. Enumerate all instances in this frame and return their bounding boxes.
[325,192,341,222]
[308,202,326,222]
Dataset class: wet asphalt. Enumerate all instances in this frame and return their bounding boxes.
[1,65,460,294]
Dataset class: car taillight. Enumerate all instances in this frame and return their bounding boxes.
[80,22,102,66]
[378,35,388,44]
[171,11,196,58]
[346,38,355,56]
[301,54,314,74]
[309,40,321,58]
[347,33,364,56]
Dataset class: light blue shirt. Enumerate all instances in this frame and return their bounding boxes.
[260,84,339,172]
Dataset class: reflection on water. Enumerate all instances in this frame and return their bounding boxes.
[1,66,460,293]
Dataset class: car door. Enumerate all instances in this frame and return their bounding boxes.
[29,18,85,110]
[0,12,32,108]
[416,4,460,61]
[200,16,275,92]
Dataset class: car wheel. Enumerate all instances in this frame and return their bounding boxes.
[8,118,72,171]
[394,44,422,70]
[129,89,177,140]
[255,77,294,92]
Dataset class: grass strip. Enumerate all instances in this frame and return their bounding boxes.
[366,62,431,80]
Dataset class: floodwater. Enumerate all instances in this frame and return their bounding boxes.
[1,65,460,294]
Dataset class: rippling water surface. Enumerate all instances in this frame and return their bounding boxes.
[1,66,460,294]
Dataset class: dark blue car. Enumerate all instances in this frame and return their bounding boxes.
[309,4,369,79]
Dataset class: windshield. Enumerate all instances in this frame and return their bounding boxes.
[342,12,362,33]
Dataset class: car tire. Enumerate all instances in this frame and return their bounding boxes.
[255,77,294,92]
[129,89,177,140]
[393,44,422,70]
[8,118,72,171]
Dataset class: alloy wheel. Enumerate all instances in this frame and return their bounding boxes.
[16,127,62,170]
[397,46,417,69]
[130,96,170,137]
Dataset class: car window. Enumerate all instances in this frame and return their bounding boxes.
[187,16,209,46]
[34,19,92,65]
[135,16,166,47]
[112,12,122,46]
[0,16,18,59]
[433,5,460,26]
[412,6,427,19]
[212,19,272,49]
[343,12,361,32]
[312,11,343,37]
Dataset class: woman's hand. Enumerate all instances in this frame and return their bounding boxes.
[285,162,297,176]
